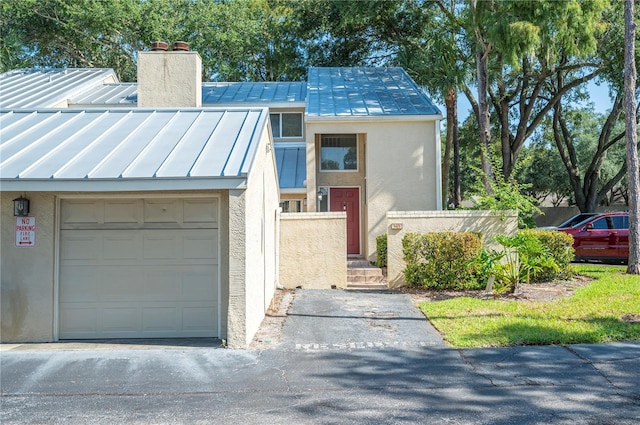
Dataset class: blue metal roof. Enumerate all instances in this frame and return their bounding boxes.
[0,108,269,191]
[306,67,441,117]
[202,82,307,105]
[274,143,306,190]
[70,83,138,106]
[68,81,307,107]
[0,68,119,109]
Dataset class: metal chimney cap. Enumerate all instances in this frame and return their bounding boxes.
[150,41,169,51]
[172,41,190,51]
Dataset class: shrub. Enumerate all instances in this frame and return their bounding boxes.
[470,170,541,229]
[494,233,558,288]
[375,234,387,268]
[402,232,484,289]
[519,229,574,281]
[491,230,574,289]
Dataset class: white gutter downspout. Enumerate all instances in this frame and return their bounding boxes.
[275,207,283,289]
[435,119,443,210]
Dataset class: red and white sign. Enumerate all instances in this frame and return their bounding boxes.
[15,216,36,247]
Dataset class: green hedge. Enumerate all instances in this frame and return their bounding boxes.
[375,234,387,268]
[402,232,484,289]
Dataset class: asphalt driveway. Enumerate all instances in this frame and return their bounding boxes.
[280,289,444,351]
[2,288,640,424]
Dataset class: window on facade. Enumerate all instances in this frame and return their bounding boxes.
[280,200,302,212]
[270,113,303,139]
[320,134,357,171]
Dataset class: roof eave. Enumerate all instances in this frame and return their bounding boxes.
[304,114,443,123]
[0,177,248,192]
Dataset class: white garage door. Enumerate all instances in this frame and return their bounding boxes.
[59,198,219,339]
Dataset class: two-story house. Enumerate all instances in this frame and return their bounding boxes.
[0,44,441,347]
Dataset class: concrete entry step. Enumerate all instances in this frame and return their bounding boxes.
[347,259,387,290]
[347,282,389,290]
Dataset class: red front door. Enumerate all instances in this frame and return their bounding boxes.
[330,187,360,255]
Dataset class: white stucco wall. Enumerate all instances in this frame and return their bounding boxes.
[227,128,280,348]
[305,118,440,259]
[1,192,56,342]
[386,210,518,288]
[279,212,347,289]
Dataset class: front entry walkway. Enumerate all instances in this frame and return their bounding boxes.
[280,289,444,351]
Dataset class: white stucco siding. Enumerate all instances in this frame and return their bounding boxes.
[366,120,439,258]
[279,212,347,289]
[241,129,279,348]
[305,118,440,259]
[226,129,279,348]
[1,192,56,342]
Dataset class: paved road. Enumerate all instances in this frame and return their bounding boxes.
[2,290,639,424]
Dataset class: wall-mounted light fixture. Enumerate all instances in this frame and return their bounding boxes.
[13,196,30,217]
[317,187,328,202]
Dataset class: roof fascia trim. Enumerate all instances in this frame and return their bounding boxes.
[304,114,442,123]
[0,177,248,192]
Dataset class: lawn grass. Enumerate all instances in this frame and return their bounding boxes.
[418,264,640,348]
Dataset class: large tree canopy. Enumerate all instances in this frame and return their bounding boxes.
[2,0,638,219]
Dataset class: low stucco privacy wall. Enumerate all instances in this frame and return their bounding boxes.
[386,210,518,288]
[279,212,347,289]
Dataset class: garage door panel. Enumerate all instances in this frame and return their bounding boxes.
[144,199,180,223]
[61,234,100,262]
[104,199,140,223]
[61,200,102,225]
[184,199,218,223]
[99,269,146,301]
[60,267,99,302]
[183,307,216,330]
[103,232,143,261]
[184,230,217,259]
[144,232,178,259]
[102,307,140,332]
[182,268,217,300]
[59,197,220,339]
[142,307,178,331]
[60,308,98,334]
[144,271,180,300]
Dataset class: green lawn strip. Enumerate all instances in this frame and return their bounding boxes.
[419,265,640,348]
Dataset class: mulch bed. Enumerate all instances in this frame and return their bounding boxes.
[397,274,594,304]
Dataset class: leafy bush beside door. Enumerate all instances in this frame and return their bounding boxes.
[402,232,483,289]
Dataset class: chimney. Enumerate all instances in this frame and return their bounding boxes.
[137,41,202,107]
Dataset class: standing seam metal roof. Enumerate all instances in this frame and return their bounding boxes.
[0,108,269,190]
[274,143,306,190]
[0,68,118,109]
[305,67,441,116]
[202,82,307,104]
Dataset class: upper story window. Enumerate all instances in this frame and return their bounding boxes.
[320,134,357,171]
[270,112,303,139]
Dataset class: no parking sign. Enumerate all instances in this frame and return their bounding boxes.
[15,216,36,247]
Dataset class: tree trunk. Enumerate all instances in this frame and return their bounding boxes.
[472,0,493,193]
[624,0,640,274]
[452,92,461,208]
[442,88,456,209]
